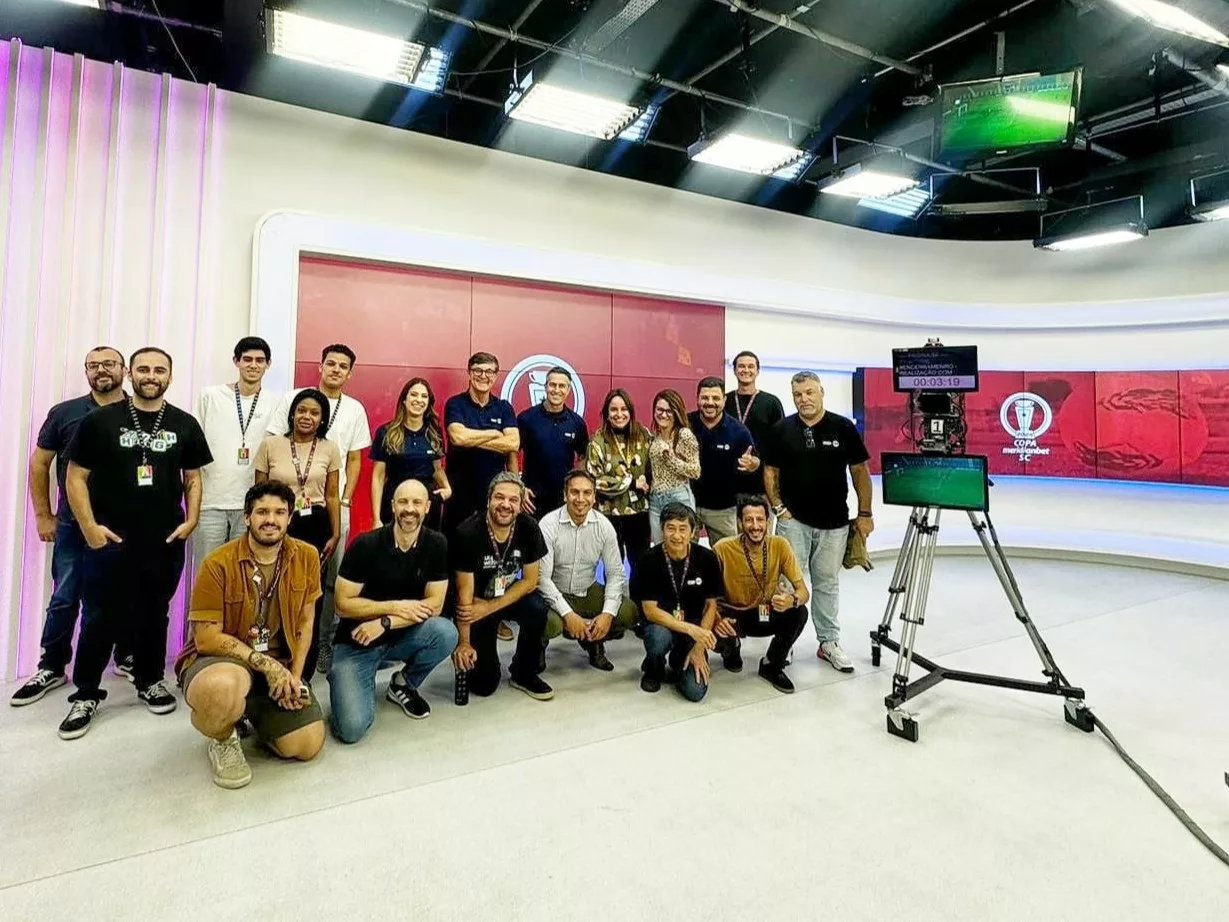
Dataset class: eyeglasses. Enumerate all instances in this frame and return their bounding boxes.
[469,368,498,379]
[654,407,673,416]
[85,361,121,372]
[804,428,816,449]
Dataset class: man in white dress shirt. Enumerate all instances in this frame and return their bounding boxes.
[538,469,638,672]
[266,343,372,673]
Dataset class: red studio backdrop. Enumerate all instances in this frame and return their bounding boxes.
[294,256,727,537]
[854,367,1229,487]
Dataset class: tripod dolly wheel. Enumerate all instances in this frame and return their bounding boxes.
[886,709,919,742]
[1064,698,1095,733]
[871,644,881,667]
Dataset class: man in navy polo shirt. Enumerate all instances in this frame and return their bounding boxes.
[11,346,132,707]
[516,366,589,521]
[444,351,520,536]
[688,377,756,545]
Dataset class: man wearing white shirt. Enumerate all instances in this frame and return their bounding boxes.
[266,344,373,673]
[193,337,280,574]
[538,469,638,672]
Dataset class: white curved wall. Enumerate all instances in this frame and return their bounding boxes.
[3,44,1227,678]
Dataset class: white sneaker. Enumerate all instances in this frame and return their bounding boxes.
[208,730,252,790]
[818,640,854,673]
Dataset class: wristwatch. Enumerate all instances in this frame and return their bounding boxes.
[380,615,392,632]
[858,510,873,517]
[772,503,786,515]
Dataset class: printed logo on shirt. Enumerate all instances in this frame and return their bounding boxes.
[821,439,840,448]
[716,443,731,451]
[500,354,587,415]
[119,428,178,451]
[686,577,703,586]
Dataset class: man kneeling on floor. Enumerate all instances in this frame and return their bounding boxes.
[631,503,722,701]
[711,495,809,693]
[538,469,638,672]
[175,483,325,789]
[329,480,456,743]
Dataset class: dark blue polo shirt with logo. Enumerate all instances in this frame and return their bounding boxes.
[517,403,589,517]
[36,393,107,522]
[687,411,755,511]
[444,391,517,514]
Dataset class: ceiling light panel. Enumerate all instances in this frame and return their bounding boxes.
[691,133,806,176]
[269,9,426,86]
[1108,0,1229,47]
[506,77,642,139]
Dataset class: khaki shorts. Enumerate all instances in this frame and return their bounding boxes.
[180,655,324,744]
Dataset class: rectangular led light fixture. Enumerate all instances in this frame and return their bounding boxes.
[1035,223,1148,251]
[859,186,932,218]
[689,133,807,176]
[60,0,103,7]
[267,9,434,87]
[1191,202,1229,221]
[618,104,660,143]
[505,72,643,140]
[820,162,920,199]
[1108,0,1229,47]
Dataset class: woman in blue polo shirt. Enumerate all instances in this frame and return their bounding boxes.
[370,378,451,533]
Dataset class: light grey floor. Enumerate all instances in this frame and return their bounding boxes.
[2,557,1227,921]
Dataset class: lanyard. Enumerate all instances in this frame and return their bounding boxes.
[663,546,691,610]
[126,396,168,466]
[487,518,518,573]
[325,394,342,436]
[741,536,770,602]
[234,385,261,448]
[735,392,757,425]
[249,545,285,630]
[289,437,318,494]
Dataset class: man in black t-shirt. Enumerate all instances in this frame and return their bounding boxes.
[450,473,553,700]
[58,347,213,741]
[11,346,131,707]
[630,503,722,701]
[329,480,457,743]
[725,351,785,498]
[763,371,873,675]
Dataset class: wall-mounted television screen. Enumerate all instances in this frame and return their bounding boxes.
[939,69,1081,159]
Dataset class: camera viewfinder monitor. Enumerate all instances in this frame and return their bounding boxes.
[892,345,979,393]
[939,69,1082,159]
[881,453,989,512]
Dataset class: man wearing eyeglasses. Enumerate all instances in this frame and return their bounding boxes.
[11,347,133,707]
[763,371,873,675]
[443,352,520,536]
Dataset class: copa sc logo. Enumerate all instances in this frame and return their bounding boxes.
[1000,391,1052,461]
[500,355,586,415]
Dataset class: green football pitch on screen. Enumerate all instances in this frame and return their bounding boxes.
[941,73,1076,153]
[881,454,989,512]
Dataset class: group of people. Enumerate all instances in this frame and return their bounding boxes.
[13,339,874,790]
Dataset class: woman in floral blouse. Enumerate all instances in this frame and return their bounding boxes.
[587,388,653,566]
[647,389,700,544]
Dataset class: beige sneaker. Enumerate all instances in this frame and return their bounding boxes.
[208,730,252,789]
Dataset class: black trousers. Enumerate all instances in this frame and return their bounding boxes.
[288,505,332,678]
[71,536,185,701]
[610,512,651,571]
[467,593,548,696]
[720,604,808,669]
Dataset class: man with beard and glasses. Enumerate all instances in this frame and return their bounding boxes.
[192,336,280,572]
[711,495,809,693]
[328,480,456,744]
[689,377,756,545]
[451,473,553,701]
[57,347,213,740]
[11,347,133,706]
[174,482,325,789]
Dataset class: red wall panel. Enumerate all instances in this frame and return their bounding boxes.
[1179,370,1229,485]
[611,294,725,379]
[470,278,613,375]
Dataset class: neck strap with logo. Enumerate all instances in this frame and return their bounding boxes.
[234,384,261,449]
[740,535,770,602]
[487,517,518,573]
[324,393,342,435]
[126,396,168,466]
[289,437,318,497]
[663,545,692,612]
[735,391,757,425]
[249,543,286,630]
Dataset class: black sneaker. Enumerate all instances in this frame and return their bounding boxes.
[10,669,67,707]
[137,680,177,714]
[758,658,795,694]
[113,655,135,682]
[721,637,743,673]
[58,699,99,739]
[386,671,431,719]
[509,675,554,701]
[640,672,662,693]
[585,641,614,672]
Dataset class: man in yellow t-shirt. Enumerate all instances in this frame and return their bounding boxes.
[711,495,809,693]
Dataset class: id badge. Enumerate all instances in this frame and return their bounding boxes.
[493,573,509,598]
[248,626,270,653]
[136,464,153,487]
[673,606,684,621]
[237,446,251,466]
[758,602,770,623]
[294,494,311,516]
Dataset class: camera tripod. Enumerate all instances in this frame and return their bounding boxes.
[869,505,1095,742]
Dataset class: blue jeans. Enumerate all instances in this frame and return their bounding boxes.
[643,623,707,702]
[649,485,695,544]
[328,617,458,744]
[37,520,104,674]
[192,509,246,574]
[776,518,848,644]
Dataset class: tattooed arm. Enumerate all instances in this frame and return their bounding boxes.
[194,621,301,707]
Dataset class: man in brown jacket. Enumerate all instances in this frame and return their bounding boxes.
[174,482,325,789]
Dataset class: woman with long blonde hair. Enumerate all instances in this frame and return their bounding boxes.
[371,377,451,532]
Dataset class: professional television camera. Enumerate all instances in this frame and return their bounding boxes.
[890,339,978,455]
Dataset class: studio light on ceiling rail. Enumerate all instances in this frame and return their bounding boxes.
[1034,195,1148,251]
[504,72,645,140]
[58,0,102,7]
[687,133,808,177]
[858,186,932,218]
[1188,168,1229,221]
[1106,0,1229,48]
[265,8,450,92]
[819,156,921,199]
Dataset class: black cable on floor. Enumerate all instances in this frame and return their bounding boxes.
[1091,714,1229,867]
